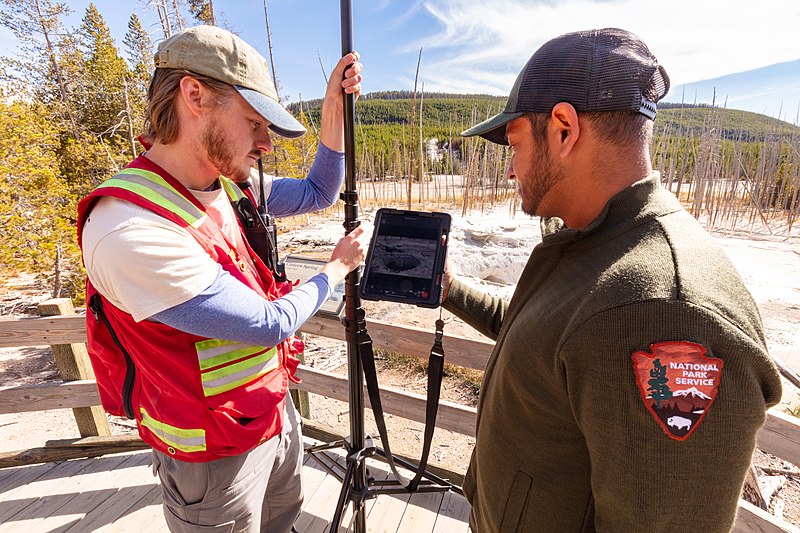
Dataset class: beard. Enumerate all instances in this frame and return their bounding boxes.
[201,115,257,183]
[518,141,566,217]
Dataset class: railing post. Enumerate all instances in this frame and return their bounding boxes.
[38,298,111,437]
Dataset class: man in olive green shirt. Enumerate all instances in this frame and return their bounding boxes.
[444,28,782,532]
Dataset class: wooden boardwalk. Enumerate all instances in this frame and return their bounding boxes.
[0,442,470,533]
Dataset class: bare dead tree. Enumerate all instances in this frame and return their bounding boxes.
[122,77,137,157]
[418,82,425,207]
[262,0,280,100]
[149,0,173,38]
[317,50,329,84]
[407,47,422,210]
[28,0,78,136]
[170,0,186,30]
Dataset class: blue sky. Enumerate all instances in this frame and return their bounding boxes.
[2,0,799,119]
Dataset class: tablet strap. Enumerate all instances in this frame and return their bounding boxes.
[354,308,446,491]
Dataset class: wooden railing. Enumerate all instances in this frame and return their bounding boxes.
[0,298,798,532]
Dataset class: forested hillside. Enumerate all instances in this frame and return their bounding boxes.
[294,91,798,139]
[293,91,800,192]
[0,2,798,302]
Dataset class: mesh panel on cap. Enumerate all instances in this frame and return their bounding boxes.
[464,27,670,143]
[515,34,596,114]
[512,28,669,117]
[587,30,658,113]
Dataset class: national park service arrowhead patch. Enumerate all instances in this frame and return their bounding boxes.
[632,341,723,441]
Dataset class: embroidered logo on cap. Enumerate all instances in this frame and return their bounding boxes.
[632,341,723,441]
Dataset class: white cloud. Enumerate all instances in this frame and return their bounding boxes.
[384,0,430,30]
[412,0,800,94]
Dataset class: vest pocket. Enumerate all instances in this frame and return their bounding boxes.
[499,470,532,533]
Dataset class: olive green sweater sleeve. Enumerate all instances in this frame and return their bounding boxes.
[560,299,782,532]
[442,277,509,341]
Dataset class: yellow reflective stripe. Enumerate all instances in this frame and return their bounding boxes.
[220,177,246,202]
[198,342,270,371]
[139,407,206,453]
[201,347,279,397]
[99,169,205,228]
[196,338,234,351]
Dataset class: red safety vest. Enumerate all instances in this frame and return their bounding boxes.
[76,156,302,462]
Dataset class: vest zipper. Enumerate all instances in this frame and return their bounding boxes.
[89,294,137,419]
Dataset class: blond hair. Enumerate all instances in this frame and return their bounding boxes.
[145,68,234,144]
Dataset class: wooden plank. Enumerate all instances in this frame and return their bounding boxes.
[0,315,85,348]
[0,434,147,469]
[363,473,413,533]
[301,450,337,510]
[758,409,800,467]
[0,313,494,372]
[0,380,100,415]
[0,445,468,533]
[295,465,348,532]
[1,368,479,441]
[324,458,410,533]
[294,366,477,437]
[300,314,493,372]
[3,453,137,532]
[0,462,56,500]
[65,483,160,533]
[37,299,110,438]
[56,453,155,533]
[433,490,472,533]
[5,375,790,468]
[0,458,95,523]
[305,448,357,533]
[397,488,445,532]
[341,463,393,533]
[733,499,800,533]
[96,484,165,532]
[300,449,411,532]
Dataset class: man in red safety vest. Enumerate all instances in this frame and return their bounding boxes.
[77,25,369,532]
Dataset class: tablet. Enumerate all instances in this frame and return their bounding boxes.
[359,208,451,308]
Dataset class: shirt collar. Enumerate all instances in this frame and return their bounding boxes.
[539,172,683,246]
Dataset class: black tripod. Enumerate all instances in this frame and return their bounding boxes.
[304,2,460,532]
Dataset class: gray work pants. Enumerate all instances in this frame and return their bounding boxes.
[151,396,304,533]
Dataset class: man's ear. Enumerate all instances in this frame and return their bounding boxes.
[550,102,580,159]
[178,75,205,119]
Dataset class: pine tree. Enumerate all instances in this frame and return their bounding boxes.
[123,13,152,94]
[76,4,130,143]
[647,358,673,409]
[123,13,153,149]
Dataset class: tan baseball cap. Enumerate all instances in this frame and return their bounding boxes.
[154,25,306,139]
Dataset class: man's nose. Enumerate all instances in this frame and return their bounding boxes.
[256,131,273,154]
[506,159,516,180]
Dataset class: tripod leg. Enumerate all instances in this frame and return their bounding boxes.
[353,498,366,533]
[328,458,354,533]
[331,454,375,533]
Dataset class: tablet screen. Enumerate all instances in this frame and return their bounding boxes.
[360,209,450,307]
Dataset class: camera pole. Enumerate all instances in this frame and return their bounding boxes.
[304,4,459,531]
[337,0,368,531]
